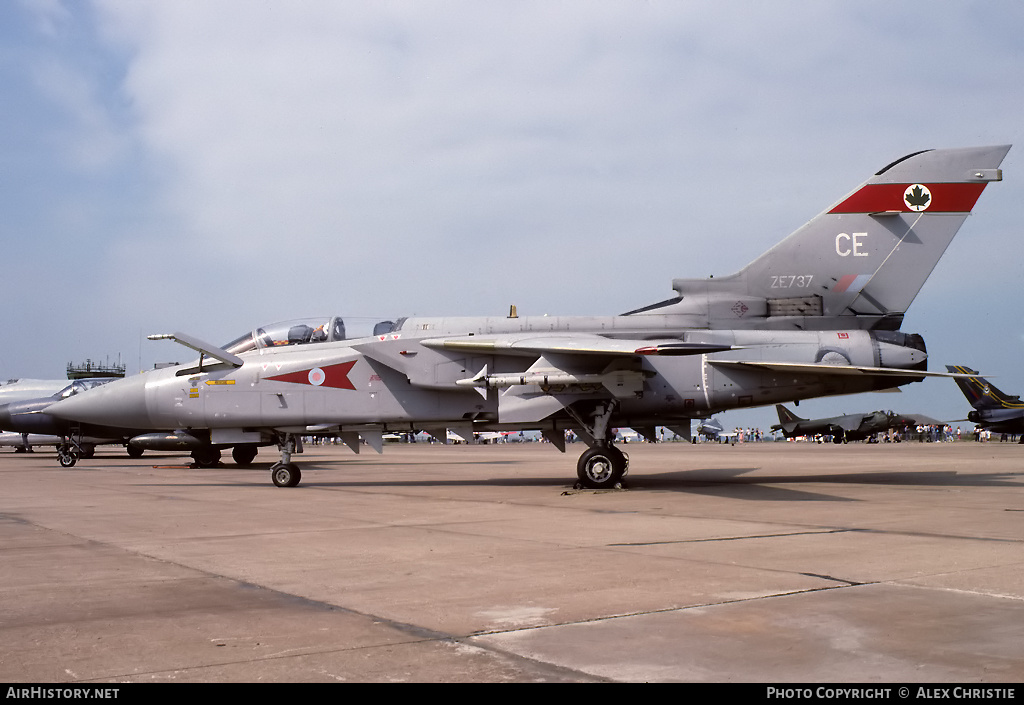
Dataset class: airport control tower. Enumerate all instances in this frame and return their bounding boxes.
[66,359,126,380]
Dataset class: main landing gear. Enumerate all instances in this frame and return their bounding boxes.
[188,444,259,468]
[191,447,221,468]
[570,401,628,490]
[576,443,628,490]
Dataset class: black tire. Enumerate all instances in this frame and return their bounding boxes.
[231,445,258,467]
[126,444,144,459]
[191,447,221,468]
[576,446,626,489]
[58,450,78,468]
[271,462,301,487]
[81,443,96,459]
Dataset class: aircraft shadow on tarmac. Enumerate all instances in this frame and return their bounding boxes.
[121,460,1023,502]
[619,466,1023,502]
[320,465,1021,503]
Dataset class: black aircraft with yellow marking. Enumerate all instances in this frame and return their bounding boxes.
[47,146,1009,488]
[946,365,1024,441]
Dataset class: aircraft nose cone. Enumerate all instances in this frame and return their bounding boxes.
[46,376,151,429]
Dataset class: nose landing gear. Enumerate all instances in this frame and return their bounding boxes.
[57,443,79,468]
[57,428,88,468]
[271,462,301,487]
[270,433,302,487]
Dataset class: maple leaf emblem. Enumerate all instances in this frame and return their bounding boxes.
[903,184,931,211]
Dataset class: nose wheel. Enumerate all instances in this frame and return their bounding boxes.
[270,433,303,487]
[58,446,79,468]
[57,433,85,468]
[271,462,301,487]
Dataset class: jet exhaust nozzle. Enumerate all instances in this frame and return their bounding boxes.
[871,330,928,372]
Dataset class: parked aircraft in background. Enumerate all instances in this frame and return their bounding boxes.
[614,428,644,443]
[46,145,1009,488]
[0,379,140,465]
[0,432,62,452]
[772,404,941,443]
[695,418,727,441]
[0,379,70,405]
[946,365,1024,441]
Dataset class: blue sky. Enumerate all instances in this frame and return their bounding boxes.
[3,0,1023,433]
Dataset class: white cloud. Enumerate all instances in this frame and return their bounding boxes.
[4,0,1023,433]
[18,0,73,38]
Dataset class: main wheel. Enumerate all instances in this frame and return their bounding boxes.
[576,446,626,489]
[232,444,258,467]
[58,449,78,468]
[126,444,144,458]
[191,447,221,468]
[271,462,301,488]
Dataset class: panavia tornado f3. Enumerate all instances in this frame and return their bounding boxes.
[946,365,1024,440]
[47,145,1009,488]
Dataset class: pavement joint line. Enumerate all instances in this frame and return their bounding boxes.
[608,525,1024,547]
[465,582,868,638]
[798,571,865,586]
[901,583,1024,602]
[607,528,857,546]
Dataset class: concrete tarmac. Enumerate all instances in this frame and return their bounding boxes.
[1,439,1023,683]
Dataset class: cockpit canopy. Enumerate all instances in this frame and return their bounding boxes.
[54,378,115,400]
[221,317,397,355]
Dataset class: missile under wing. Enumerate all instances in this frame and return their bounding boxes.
[47,145,1010,488]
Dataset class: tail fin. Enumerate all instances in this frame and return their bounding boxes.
[774,405,806,422]
[652,145,1010,330]
[945,365,1024,410]
[774,405,806,432]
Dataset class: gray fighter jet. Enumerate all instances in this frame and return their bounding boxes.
[46,145,1009,488]
[946,365,1024,440]
[0,379,144,465]
[0,378,71,405]
[0,377,269,467]
[772,404,940,443]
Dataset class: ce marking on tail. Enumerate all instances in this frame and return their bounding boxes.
[836,232,868,257]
